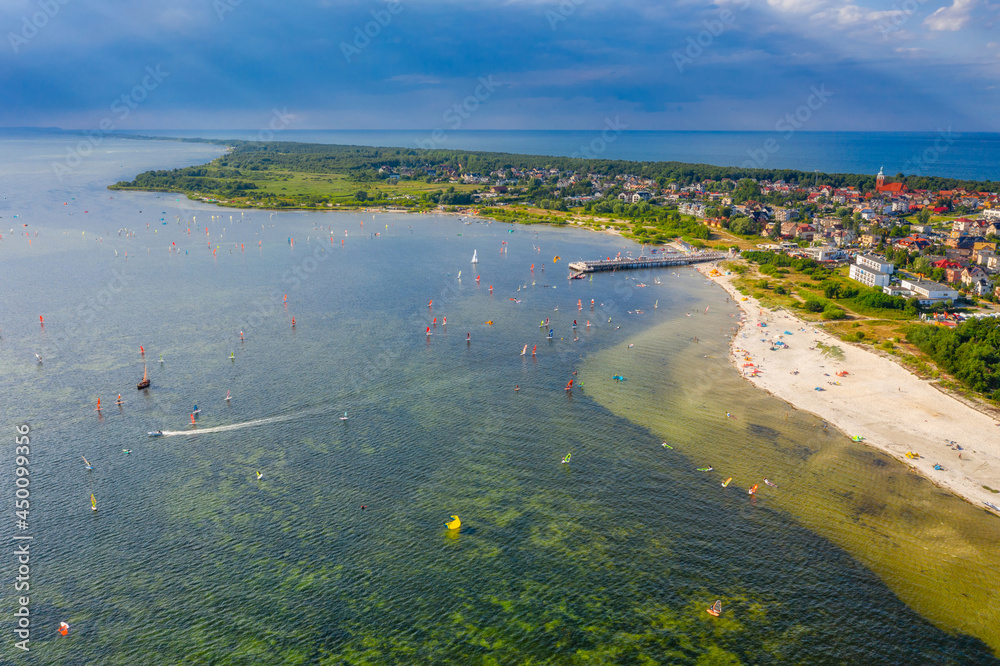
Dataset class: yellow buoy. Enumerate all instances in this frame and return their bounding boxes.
[445,515,461,530]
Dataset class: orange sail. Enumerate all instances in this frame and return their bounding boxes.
[95,398,101,411]
[565,379,573,390]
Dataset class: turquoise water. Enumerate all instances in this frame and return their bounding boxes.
[2,139,999,663]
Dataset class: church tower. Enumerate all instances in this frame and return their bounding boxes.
[876,166,885,192]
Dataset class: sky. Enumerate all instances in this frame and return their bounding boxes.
[2,0,999,132]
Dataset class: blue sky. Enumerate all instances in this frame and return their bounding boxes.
[2,0,998,131]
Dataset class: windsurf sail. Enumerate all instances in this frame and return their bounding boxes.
[471,250,478,263]
[521,345,528,355]
[562,453,571,464]
[722,477,732,487]
[662,442,673,449]
[82,456,92,470]
[565,379,573,390]
[90,494,97,511]
[95,398,101,411]
[707,600,722,617]
[445,515,461,530]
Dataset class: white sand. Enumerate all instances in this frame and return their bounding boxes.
[699,265,1000,516]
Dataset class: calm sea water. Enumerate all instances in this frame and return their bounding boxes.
[104,128,1000,183]
[2,136,999,664]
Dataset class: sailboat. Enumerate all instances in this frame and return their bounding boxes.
[521,345,528,356]
[471,250,478,264]
[706,600,722,617]
[137,364,150,390]
[90,494,97,512]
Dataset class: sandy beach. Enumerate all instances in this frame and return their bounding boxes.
[699,264,1000,517]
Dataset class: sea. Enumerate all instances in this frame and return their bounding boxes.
[108,128,1000,183]
[1,133,999,664]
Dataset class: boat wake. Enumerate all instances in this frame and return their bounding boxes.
[158,411,308,437]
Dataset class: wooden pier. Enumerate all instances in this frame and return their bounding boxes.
[568,251,726,274]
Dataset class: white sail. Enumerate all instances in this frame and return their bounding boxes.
[471,250,478,263]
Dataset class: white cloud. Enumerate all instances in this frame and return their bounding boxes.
[767,0,829,13]
[810,4,904,26]
[924,0,976,30]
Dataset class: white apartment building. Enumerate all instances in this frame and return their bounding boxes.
[849,263,891,288]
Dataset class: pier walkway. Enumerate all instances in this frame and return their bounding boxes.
[568,251,726,274]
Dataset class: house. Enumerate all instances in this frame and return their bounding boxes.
[945,266,966,284]
[961,266,989,286]
[973,278,994,296]
[893,236,931,252]
[982,208,1000,222]
[931,258,963,270]
[794,224,816,241]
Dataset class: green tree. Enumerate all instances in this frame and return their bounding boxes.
[733,178,762,204]
[917,209,931,225]
[729,216,759,236]
[355,190,369,201]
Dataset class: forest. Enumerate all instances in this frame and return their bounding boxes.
[907,317,1000,401]
[114,139,1000,194]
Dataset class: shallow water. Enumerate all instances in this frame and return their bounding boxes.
[2,137,998,664]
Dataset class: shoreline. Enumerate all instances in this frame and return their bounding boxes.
[698,263,1000,517]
